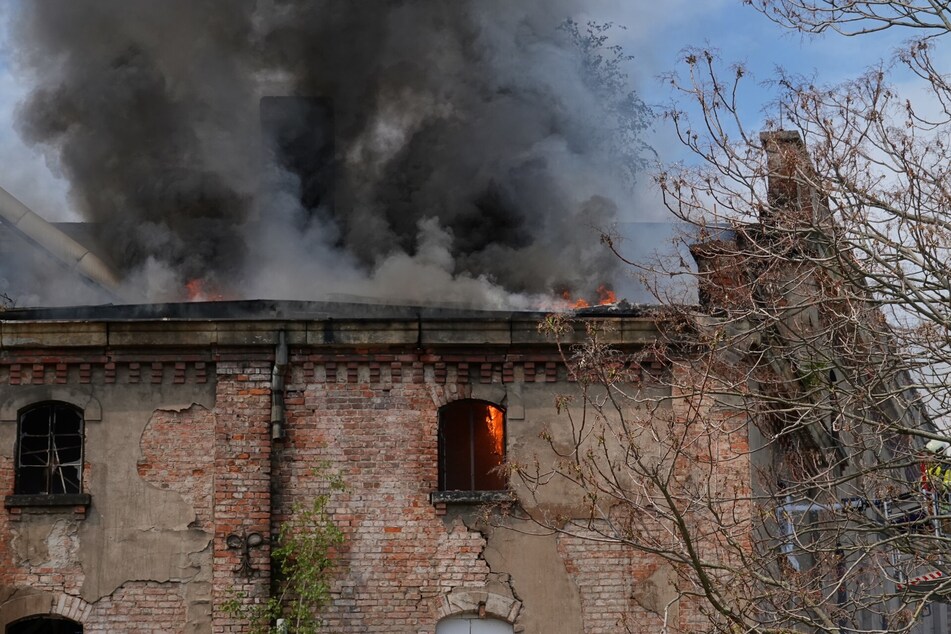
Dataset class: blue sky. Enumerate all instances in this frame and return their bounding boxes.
[0,1,921,223]
[612,0,911,106]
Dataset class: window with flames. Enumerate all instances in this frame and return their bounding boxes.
[438,400,507,492]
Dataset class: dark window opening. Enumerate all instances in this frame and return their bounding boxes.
[7,616,83,634]
[439,400,506,491]
[15,403,84,496]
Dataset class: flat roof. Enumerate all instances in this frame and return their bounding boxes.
[0,299,657,322]
[0,300,665,348]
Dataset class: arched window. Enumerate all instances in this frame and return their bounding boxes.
[6,615,83,634]
[15,402,84,496]
[438,400,506,492]
[436,616,513,634]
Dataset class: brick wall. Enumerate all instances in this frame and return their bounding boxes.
[211,361,272,634]
[0,455,87,597]
[85,581,188,634]
[0,350,218,632]
[0,453,15,590]
[276,379,491,632]
[138,405,216,530]
[557,533,647,632]
[0,343,752,634]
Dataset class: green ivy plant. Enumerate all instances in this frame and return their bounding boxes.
[224,470,345,633]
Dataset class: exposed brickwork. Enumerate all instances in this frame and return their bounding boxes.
[138,405,216,530]
[286,350,572,386]
[211,362,272,634]
[275,381,491,632]
[557,532,655,633]
[51,593,93,624]
[0,453,17,589]
[0,528,86,599]
[0,434,86,597]
[84,581,188,633]
[668,364,753,632]
[0,342,751,634]
[0,356,217,632]
[0,354,212,386]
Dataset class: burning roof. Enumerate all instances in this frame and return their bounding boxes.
[2,2,659,310]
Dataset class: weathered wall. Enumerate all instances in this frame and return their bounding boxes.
[211,359,272,634]
[271,350,673,633]
[0,360,216,634]
[0,315,752,633]
[275,359,544,632]
[271,351,738,633]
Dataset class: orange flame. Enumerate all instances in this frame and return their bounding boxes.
[560,286,616,308]
[184,279,225,302]
[560,290,590,308]
[485,405,504,456]
[185,279,203,301]
[596,284,616,305]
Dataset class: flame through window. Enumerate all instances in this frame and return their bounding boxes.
[16,403,84,495]
[438,400,506,492]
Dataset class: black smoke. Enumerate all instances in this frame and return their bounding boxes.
[10,1,650,307]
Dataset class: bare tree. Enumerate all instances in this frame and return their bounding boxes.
[748,1,951,36]
[510,5,951,632]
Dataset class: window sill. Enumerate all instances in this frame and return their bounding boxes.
[431,490,516,504]
[5,493,91,510]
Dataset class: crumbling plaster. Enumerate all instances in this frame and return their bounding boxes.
[12,518,79,568]
[0,311,672,632]
[480,519,583,633]
[631,564,680,626]
[439,379,682,632]
[1,380,216,611]
[506,382,671,511]
[436,380,631,633]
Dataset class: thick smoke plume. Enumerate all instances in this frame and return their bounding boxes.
[10,1,649,308]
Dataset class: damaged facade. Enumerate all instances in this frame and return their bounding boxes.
[1,132,949,633]
[0,301,729,633]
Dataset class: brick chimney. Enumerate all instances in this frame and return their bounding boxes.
[690,131,832,312]
[760,130,831,226]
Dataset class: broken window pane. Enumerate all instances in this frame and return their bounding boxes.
[16,403,84,495]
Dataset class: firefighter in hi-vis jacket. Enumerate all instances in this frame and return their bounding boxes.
[923,439,951,534]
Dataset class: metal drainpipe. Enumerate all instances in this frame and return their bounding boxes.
[271,330,288,441]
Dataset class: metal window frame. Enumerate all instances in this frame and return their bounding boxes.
[14,401,85,496]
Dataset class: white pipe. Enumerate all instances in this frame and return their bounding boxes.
[0,185,121,292]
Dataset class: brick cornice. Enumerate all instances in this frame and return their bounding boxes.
[0,345,664,387]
